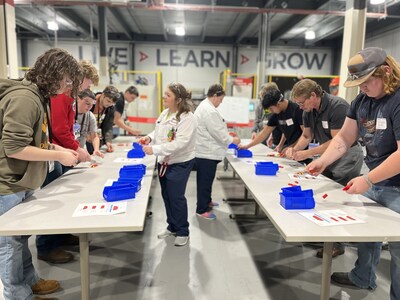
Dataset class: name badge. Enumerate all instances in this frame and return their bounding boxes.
[286,118,294,126]
[376,118,387,130]
[322,121,329,129]
[73,123,81,139]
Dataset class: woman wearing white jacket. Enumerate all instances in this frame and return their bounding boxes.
[141,83,196,247]
[194,84,240,220]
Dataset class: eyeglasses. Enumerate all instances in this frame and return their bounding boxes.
[295,97,310,107]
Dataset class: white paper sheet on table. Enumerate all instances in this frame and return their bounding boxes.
[299,209,365,226]
[113,157,143,164]
[288,172,325,181]
[72,202,127,217]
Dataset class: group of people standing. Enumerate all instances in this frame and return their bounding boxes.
[0,46,400,300]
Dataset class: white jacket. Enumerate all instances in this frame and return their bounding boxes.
[194,98,233,161]
[148,109,196,165]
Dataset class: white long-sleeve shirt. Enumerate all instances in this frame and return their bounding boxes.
[148,108,196,165]
[194,98,233,161]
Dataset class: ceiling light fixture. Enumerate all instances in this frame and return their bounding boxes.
[175,26,185,36]
[370,0,385,4]
[305,30,315,40]
[47,21,59,31]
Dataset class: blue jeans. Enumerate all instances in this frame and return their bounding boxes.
[349,185,400,300]
[158,159,194,237]
[0,191,39,300]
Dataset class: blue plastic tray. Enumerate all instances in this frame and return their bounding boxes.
[103,184,136,202]
[235,149,253,157]
[279,186,315,209]
[112,180,141,192]
[228,143,238,149]
[255,161,279,175]
[119,165,146,177]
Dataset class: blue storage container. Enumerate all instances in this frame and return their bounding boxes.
[127,142,145,158]
[103,184,136,202]
[112,179,141,192]
[255,161,279,175]
[235,149,253,158]
[119,164,146,176]
[228,143,238,149]
[279,186,315,209]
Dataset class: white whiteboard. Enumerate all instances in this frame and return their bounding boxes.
[217,96,249,124]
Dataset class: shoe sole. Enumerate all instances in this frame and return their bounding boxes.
[174,237,190,247]
[157,233,176,239]
[196,213,216,220]
[32,283,61,295]
[37,256,73,264]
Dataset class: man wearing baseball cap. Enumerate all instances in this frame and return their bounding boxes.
[306,47,400,300]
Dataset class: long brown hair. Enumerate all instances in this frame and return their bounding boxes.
[26,48,83,99]
[168,83,193,121]
[372,56,400,95]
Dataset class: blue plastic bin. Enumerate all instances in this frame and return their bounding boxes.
[255,161,279,175]
[103,184,136,202]
[235,149,253,158]
[127,142,145,158]
[119,164,146,177]
[279,186,315,209]
[112,179,141,192]
[228,143,238,149]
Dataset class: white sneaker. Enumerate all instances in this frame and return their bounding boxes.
[174,236,189,246]
[157,230,176,239]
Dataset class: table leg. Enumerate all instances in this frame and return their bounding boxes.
[79,233,90,300]
[320,241,333,300]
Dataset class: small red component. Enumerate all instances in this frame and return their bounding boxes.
[322,194,328,199]
[288,183,296,186]
[342,185,351,191]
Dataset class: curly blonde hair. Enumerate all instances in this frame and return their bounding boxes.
[80,60,99,86]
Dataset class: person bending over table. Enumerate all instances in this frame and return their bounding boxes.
[240,85,303,158]
[306,47,400,300]
[286,78,364,259]
[0,48,81,300]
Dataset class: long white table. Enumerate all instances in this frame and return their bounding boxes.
[226,147,400,300]
[0,137,155,300]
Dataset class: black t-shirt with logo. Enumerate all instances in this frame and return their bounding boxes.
[348,89,400,186]
[267,100,303,146]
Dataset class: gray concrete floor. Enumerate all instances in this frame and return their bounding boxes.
[1,164,392,300]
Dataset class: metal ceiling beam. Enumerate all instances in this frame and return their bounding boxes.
[159,11,168,41]
[235,14,260,44]
[12,1,390,19]
[108,7,134,40]
[55,7,97,37]
[270,0,330,42]
[311,17,344,44]
[126,8,142,34]
[15,19,49,38]
[200,12,209,43]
